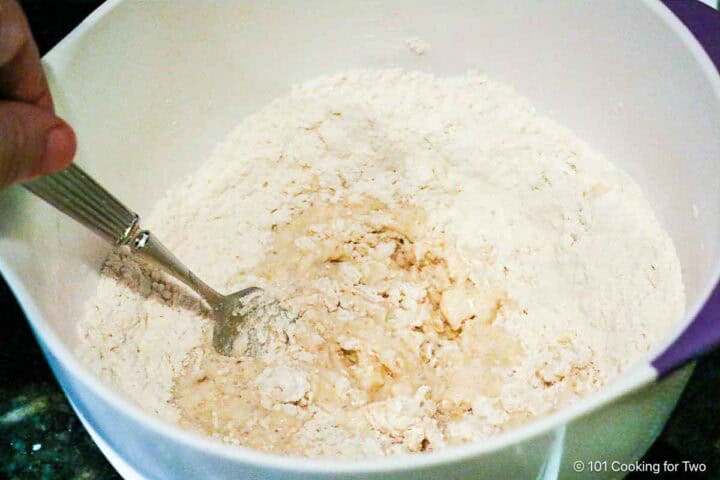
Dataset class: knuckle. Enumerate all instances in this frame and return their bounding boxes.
[0,1,27,65]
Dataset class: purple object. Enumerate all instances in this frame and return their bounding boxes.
[652,0,720,377]
[654,284,720,376]
[664,0,720,69]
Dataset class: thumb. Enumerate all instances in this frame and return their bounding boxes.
[0,100,76,187]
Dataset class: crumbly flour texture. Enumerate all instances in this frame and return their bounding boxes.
[78,70,684,458]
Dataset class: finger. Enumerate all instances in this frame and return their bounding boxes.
[0,0,52,109]
[0,101,76,186]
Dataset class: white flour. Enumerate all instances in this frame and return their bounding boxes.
[78,69,685,458]
[405,37,430,55]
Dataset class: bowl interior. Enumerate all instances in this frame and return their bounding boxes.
[1,0,718,427]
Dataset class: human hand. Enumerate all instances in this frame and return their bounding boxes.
[0,0,76,187]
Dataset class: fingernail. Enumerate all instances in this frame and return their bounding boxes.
[39,125,77,175]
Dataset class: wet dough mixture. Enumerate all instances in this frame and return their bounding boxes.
[78,70,685,458]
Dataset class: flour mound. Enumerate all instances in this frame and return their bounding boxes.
[78,69,684,459]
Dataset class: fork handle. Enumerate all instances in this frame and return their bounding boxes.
[24,164,223,305]
[24,164,139,244]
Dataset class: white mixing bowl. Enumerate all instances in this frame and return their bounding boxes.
[0,1,718,478]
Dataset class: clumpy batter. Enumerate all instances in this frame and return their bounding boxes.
[78,70,685,458]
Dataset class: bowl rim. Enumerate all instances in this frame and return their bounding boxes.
[5,0,720,474]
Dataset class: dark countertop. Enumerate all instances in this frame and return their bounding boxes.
[1,1,719,479]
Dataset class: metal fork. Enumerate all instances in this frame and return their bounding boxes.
[24,164,270,356]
